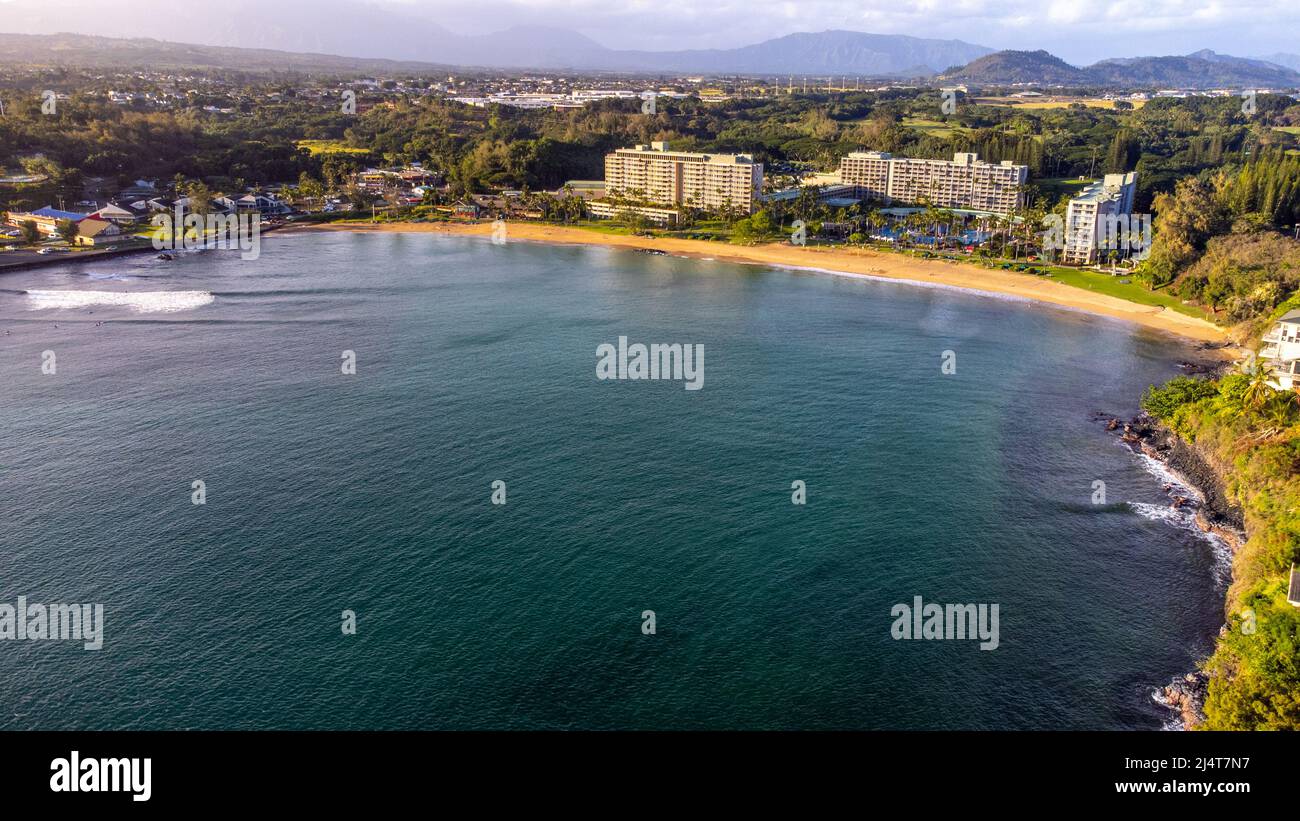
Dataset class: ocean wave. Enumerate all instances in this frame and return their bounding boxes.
[25,289,214,313]
[1127,499,1232,584]
[1150,688,1185,731]
[1134,452,1203,502]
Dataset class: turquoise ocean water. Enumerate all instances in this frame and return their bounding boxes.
[0,231,1227,729]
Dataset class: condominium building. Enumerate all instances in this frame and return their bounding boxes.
[1061,172,1139,265]
[837,151,1029,215]
[603,142,764,215]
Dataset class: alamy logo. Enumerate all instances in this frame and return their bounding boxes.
[596,336,704,390]
[890,596,999,650]
[940,88,957,115]
[152,206,261,260]
[50,751,151,802]
[0,596,103,650]
[1041,213,1152,260]
[1098,214,1152,260]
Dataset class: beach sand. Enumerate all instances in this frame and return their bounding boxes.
[293,220,1231,347]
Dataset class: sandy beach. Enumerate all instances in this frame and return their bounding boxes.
[295,220,1231,346]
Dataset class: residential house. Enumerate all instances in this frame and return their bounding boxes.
[72,218,124,246]
[236,194,291,216]
[1260,309,1300,390]
[89,202,139,225]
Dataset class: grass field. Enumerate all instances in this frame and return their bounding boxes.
[901,117,967,138]
[1036,176,1095,203]
[1040,266,1209,319]
[972,97,1146,110]
[296,140,371,156]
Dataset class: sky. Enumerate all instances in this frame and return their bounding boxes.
[405,0,1296,62]
[0,0,1295,64]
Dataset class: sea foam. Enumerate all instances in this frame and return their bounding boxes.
[25,290,214,313]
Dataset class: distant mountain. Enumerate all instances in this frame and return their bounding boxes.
[0,33,455,73]
[1090,50,1300,87]
[598,31,993,76]
[0,21,991,76]
[1256,52,1300,72]
[944,48,1300,88]
[942,50,1086,85]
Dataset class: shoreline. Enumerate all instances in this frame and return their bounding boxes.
[288,220,1234,349]
[1108,411,1247,730]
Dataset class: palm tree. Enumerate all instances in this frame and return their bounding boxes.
[1263,393,1295,429]
[1241,365,1275,419]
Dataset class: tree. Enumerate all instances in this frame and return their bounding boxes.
[183,181,213,217]
[1139,177,1226,287]
[1240,366,1275,419]
[55,219,79,245]
[296,172,324,202]
[19,220,40,246]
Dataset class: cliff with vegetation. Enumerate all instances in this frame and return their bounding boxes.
[1141,357,1300,729]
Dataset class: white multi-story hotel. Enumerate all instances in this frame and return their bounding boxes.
[1061,172,1139,265]
[837,151,1029,215]
[1260,309,1300,391]
[603,142,764,216]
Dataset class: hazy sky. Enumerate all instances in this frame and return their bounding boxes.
[0,0,1295,64]
[369,0,1297,62]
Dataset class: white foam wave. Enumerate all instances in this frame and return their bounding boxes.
[25,289,214,313]
[1150,688,1185,731]
[1135,451,1203,503]
[1128,499,1232,584]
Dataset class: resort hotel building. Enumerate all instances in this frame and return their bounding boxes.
[593,142,764,224]
[1061,172,1139,265]
[837,151,1029,215]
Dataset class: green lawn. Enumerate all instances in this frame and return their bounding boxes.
[1037,265,1212,320]
[1035,176,1093,202]
[900,117,967,139]
[296,139,371,156]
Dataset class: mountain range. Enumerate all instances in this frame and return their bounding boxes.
[0,0,989,76]
[943,49,1300,88]
[0,20,1297,90]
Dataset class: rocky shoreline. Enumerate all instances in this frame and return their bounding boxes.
[1109,413,1245,545]
[1098,385,1247,730]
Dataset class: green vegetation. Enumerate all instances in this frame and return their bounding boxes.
[1045,267,1209,319]
[296,139,372,156]
[1141,372,1300,729]
[899,117,967,139]
[1136,150,1300,326]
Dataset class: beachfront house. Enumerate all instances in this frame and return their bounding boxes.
[72,218,124,246]
[236,194,291,217]
[1260,309,1300,390]
[89,202,139,226]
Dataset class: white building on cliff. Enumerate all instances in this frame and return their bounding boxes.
[1260,309,1300,390]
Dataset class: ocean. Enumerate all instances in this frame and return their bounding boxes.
[0,231,1227,729]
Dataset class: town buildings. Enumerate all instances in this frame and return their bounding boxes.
[837,151,1029,215]
[2,206,91,237]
